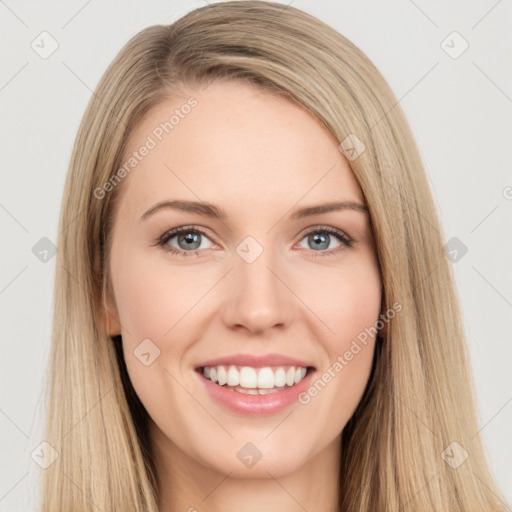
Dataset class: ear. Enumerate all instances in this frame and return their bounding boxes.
[98,277,122,337]
[94,233,121,337]
[103,286,122,337]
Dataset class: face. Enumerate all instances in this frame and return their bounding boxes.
[104,80,381,480]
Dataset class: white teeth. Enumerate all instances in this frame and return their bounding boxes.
[294,367,306,384]
[274,367,286,387]
[217,366,227,386]
[239,366,258,388]
[225,385,286,395]
[201,364,310,390]
[257,367,275,389]
[226,365,240,386]
[286,367,295,386]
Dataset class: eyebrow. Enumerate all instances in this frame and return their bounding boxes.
[139,199,368,222]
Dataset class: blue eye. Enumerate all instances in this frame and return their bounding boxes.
[157,226,213,256]
[156,225,353,257]
[298,227,353,257]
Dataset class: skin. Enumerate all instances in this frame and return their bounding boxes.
[103,80,382,512]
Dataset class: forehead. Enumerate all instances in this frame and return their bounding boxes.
[118,80,364,216]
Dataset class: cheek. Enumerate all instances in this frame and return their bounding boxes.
[111,248,206,341]
[299,255,382,343]
[296,256,381,411]
[110,249,200,425]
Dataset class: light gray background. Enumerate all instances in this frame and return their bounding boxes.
[1,1,511,510]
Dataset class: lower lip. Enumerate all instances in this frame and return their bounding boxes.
[196,368,316,416]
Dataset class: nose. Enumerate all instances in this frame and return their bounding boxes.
[221,247,294,335]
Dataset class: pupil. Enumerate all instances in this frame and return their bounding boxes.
[311,233,328,250]
[179,232,200,250]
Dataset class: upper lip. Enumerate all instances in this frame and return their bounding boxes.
[195,353,315,370]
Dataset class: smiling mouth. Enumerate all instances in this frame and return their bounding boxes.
[196,365,315,395]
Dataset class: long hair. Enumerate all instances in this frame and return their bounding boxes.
[40,1,507,510]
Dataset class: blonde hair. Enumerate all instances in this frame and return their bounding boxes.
[41,1,507,510]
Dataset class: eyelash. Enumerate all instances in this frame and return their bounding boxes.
[155,225,353,258]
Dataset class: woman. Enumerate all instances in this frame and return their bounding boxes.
[41,1,508,510]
